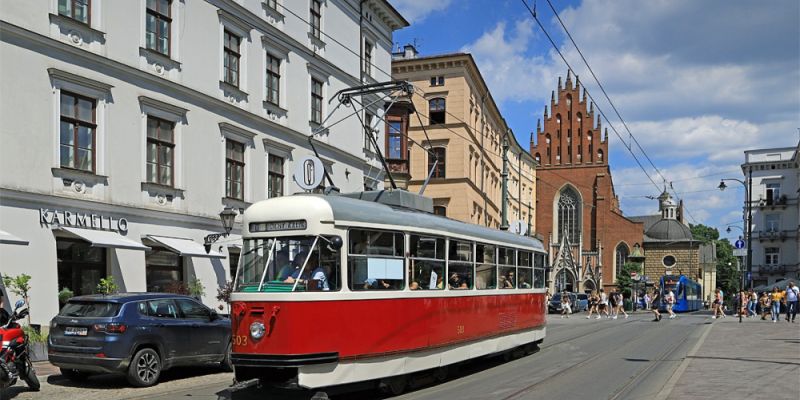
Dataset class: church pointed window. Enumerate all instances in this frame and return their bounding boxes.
[557,186,581,244]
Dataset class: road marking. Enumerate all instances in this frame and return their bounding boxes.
[653,320,713,400]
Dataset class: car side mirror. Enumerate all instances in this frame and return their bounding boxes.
[14,299,24,310]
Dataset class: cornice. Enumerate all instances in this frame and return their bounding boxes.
[47,67,113,93]
[0,21,366,168]
[138,96,189,118]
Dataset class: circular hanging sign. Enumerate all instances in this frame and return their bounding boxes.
[293,156,325,191]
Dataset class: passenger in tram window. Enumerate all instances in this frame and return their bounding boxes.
[409,281,421,290]
[449,272,468,289]
[311,262,330,291]
[518,271,532,289]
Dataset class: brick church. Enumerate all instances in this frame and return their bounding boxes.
[531,72,644,293]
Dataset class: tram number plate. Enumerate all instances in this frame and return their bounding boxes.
[233,335,248,346]
[64,327,88,336]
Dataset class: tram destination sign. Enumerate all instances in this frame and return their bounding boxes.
[250,220,307,233]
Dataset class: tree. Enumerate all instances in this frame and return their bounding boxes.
[615,262,642,298]
[715,238,739,298]
[3,274,32,325]
[690,223,719,245]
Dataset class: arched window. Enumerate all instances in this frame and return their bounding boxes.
[557,186,581,244]
[566,94,572,107]
[576,112,582,123]
[597,149,604,162]
[429,98,446,125]
[433,205,447,216]
[615,243,629,278]
[428,147,446,178]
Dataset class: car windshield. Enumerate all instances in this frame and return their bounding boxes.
[577,294,588,300]
[59,302,121,318]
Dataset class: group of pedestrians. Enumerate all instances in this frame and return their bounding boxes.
[649,285,677,322]
[584,289,629,320]
[710,281,798,323]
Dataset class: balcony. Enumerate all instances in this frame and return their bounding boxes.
[754,229,796,242]
[754,195,795,209]
[752,264,798,275]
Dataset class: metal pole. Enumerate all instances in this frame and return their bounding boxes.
[500,130,510,230]
[746,167,752,290]
[527,201,532,237]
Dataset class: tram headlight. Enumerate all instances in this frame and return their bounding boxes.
[249,321,266,340]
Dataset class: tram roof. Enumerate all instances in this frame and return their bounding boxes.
[250,193,545,251]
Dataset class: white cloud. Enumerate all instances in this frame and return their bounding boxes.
[389,0,453,23]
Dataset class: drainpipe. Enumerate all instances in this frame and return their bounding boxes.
[500,130,510,230]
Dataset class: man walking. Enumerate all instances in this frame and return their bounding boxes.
[785,281,798,323]
[665,288,677,319]
[651,286,662,322]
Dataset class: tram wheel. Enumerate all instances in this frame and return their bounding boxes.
[380,376,408,395]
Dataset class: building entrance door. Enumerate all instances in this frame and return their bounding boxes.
[56,239,107,296]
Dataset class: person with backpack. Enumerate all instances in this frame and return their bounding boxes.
[785,281,798,323]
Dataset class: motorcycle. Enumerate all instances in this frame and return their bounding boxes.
[0,299,40,392]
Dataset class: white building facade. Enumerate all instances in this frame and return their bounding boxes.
[0,0,407,327]
[743,141,800,287]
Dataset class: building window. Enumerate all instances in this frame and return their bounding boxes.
[364,112,374,151]
[363,38,372,76]
[225,140,245,200]
[267,154,284,198]
[265,54,281,105]
[223,30,241,87]
[615,243,629,278]
[557,186,580,244]
[146,117,175,187]
[265,0,278,10]
[229,249,240,283]
[765,247,779,265]
[765,214,780,232]
[765,183,781,205]
[310,0,322,39]
[597,148,603,162]
[58,0,90,24]
[433,205,447,216]
[57,239,106,297]
[146,0,171,56]
[430,76,444,86]
[429,147,446,178]
[60,91,96,172]
[311,78,323,124]
[146,249,183,292]
[429,98,445,125]
[387,120,403,159]
[662,255,676,268]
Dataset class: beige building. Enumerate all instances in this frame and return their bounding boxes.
[389,47,536,234]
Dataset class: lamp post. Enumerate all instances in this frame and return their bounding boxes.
[204,207,238,253]
[719,176,752,323]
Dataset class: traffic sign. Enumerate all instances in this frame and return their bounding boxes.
[733,248,747,257]
[294,156,325,191]
[734,239,745,249]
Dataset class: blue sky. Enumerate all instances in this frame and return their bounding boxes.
[389,0,800,241]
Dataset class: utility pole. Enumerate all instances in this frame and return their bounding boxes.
[746,166,753,290]
[500,130,510,230]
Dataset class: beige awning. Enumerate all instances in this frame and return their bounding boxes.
[145,235,225,258]
[59,227,150,251]
[0,229,28,245]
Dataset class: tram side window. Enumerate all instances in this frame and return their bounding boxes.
[348,229,404,290]
[448,240,474,290]
[498,248,516,289]
[517,251,533,289]
[475,243,496,289]
[533,253,546,289]
[409,235,445,290]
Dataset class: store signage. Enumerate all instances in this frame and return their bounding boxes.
[249,220,307,233]
[39,208,129,233]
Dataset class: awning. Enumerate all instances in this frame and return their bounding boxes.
[0,229,29,245]
[145,235,225,258]
[59,227,150,251]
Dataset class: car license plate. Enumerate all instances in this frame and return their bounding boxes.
[64,327,88,336]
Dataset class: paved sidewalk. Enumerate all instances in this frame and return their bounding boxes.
[666,315,800,400]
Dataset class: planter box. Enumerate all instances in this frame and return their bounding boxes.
[29,342,48,362]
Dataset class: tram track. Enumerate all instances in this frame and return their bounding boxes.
[499,318,691,400]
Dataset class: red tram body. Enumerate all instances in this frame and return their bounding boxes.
[230,192,548,390]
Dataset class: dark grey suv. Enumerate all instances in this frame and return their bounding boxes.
[48,293,231,387]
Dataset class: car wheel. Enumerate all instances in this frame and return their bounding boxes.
[220,342,233,372]
[60,368,90,382]
[127,348,161,387]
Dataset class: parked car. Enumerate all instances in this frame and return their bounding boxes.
[574,293,589,312]
[48,293,231,387]
[548,292,577,314]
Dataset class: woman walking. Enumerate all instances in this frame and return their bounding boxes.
[597,289,610,319]
[615,290,628,319]
[747,289,757,318]
[586,290,598,319]
[760,292,771,320]
[650,287,662,322]
[609,289,618,319]
[770,287,783,323]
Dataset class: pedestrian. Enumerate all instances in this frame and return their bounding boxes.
[651,286,662,322]
[665,288,676,319]
[597,289,610,319]
[586,290,598,319]
[561,290,572,318]
[615,290,628,319]
[784,281,798,323]
[609,289,618,319]
[769,287,782,323]
[747,289,757,318]
[738,290,748,318]
[644,292,652,310]
[759,292,771,320]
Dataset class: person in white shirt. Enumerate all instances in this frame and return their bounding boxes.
[665,289,677,319]
[785,281,799,323]
[597,289,610,319]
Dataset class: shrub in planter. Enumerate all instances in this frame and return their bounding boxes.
[58,288,74,306]
[23,325,49,362]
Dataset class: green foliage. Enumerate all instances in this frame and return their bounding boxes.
[3,274,32,300]
[715,238,740,296]
[58,288,74,304]
[690,223,720,244]
[614,262,642,298]
[188,278,205,298]
[22,326,48,344]
[96,276,118,295]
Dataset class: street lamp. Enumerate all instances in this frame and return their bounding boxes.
[719,175,753,323]
[204,207,238,253]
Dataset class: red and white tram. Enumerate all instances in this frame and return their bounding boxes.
[229,191,548,392]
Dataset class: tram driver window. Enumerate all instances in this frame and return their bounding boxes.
[517,251,533,289]
[448,240,474,290]
[533,253,546,289]
[348,229,405,291]
[409,235,445,290]
[498,248,516,289]
[475,244,496,289]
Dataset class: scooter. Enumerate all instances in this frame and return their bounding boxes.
[0,299,40,391]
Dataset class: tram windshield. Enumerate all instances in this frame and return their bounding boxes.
[662,276,682,298]
[235,235,341,292]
